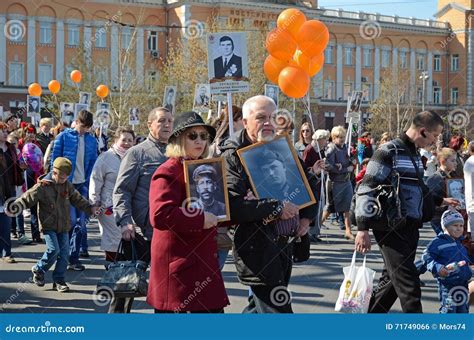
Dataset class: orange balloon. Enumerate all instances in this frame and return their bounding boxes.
[265,28,297,62]
[70,70,82,83]
[277,8,307,39]
[96,84,109,99]
[264,55,289,84]
[278,66,310,99]
[28,83,42,97]
[294,50,325,77]
[48,80,61,94]
[296,20,330,58]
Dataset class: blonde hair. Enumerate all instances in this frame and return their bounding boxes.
[331,126,346,139]
[40,118,52,127]
[437,147,456,162]
[165,127,210,159]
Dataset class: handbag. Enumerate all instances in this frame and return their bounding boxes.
[292,233,310,263]
[96,240,148,298]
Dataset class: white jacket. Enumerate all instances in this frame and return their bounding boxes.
[464,155,474,233]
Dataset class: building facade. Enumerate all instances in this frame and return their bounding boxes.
[0,0,472,130]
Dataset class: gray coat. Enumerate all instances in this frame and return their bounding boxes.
[113,134,167,239]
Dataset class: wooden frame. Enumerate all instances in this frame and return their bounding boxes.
[237,135,316,209]
[446,178,466,210]
[183,157,231,222]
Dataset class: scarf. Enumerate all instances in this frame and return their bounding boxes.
[113,143,128,159]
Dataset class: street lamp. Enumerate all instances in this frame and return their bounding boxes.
[419,71,430,111]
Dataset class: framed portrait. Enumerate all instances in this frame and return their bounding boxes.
[129,107,139,125]
[97,102,110,112]
[446,178,466,210]
[79,92,92,105]
[163,86,177,115]
[264,84,279,108]
[193,84,211,113]
[60,102,75,126]
[207,32,249,94]
[75,103,89,116]
[183,158,230,222]
[27,95,41,116]
[237,135,316,209]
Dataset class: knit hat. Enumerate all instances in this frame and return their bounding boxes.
[441,209,464,231]
[53,157,72,176]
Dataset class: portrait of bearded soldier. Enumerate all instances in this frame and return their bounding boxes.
[191,164,226,217]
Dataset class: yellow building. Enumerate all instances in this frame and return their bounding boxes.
[0,0,471,129]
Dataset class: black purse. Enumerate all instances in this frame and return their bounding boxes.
[292,234,310,263]
[96,240,148,298]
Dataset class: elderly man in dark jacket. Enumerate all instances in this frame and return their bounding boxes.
[220,95,317,313]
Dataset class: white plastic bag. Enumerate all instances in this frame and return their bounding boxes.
[335,251,376,313]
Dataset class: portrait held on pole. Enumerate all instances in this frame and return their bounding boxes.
[237,135,316,209]
[79,92,92,105]
[60,102,75,126]
[183,158,230,222]
[192,84,211,113]
[129,107,139,125]
[264,84,279,108]
[75,103,89,117]
[27,96,40,115]
[446,178,466,210]
[163,86,177,115]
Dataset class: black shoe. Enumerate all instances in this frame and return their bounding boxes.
[79,251,90,258]
[53,281,70,293]
[310,235,323,243]
[33,237,44,244]
[11,232,18,239]
[31,267,45,287]
[67,263,85,271]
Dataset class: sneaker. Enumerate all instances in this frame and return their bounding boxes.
[31,267,45,287]
[18,234,33,245]
[11,232,18,239]
[2,256,16,263]
[53,281,70,293]
[67,263,85,271]
[79,251,90,258]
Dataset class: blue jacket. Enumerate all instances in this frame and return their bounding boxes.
[422,233,472,287]
[51,128,98,185]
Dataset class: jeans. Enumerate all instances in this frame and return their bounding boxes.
[243,285,293,313]
[217,249,229,271]
[35,231,69,282]
[0,213,12,257]
[11,214,25,235]
[69,183,89,264]
[439,284,469,313]
[26,169,40,240]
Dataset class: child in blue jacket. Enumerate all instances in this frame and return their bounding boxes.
[422,209,472,313]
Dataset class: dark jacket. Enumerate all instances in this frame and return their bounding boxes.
[220,129,317,286]
[422,233,472,287]
[0,142,24,205]
[325,143,352,182]
[36,132,52,154]
[425,169,450,226]
[213,54,243,78]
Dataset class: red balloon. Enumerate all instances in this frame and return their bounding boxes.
[278,66,310,99]
[296,20,330,58]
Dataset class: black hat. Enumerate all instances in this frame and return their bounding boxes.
[3,113,18,123]
[170,111,216,142]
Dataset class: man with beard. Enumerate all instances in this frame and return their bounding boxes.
[220,95,317,313]
[191,165,226,217]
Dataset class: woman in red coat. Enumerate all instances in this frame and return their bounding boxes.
[148,111,230,313]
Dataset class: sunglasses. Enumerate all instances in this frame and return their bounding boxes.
[186,131,209,141]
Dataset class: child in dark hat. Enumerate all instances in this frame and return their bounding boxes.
[11,157,99,292]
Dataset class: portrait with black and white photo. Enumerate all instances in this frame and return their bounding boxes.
[27,96,41,115]
[163,86,177,115]
[208,32,248,82]
[129,107,139,125]
[265,84,279,108]
[97,102,110,112]
[60,102,75,126]
[79,92,92,105]
[446,178,466,210]
[193,84,211,113]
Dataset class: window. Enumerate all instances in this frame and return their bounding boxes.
[94,66,109,85]
[451,54,459,71]
[433,87,442,104]
[8,62,24,86]
[343,81,353,99]
[399,52,407,69]
[324,46,333,64]
[344,47,353,66]
[146,70,158,91]
[417,54,425,71]
[434,55,441,72]
[323,80,334,99]
[121,27,132,48]
[38,64,53,87]
[324,112,335,130]
[451,87,459,104]
[362,83,372,101]
[381,50,390,68]
[147,31,158,51]
[363,49,371,67]
[95,28,107,48]
[417,87,424,104]
[39,22,52,44]
[67,25,79,46]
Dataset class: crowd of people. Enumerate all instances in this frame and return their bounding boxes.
[0,95,473,314]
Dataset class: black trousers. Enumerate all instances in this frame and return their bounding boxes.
[108,235,151,314]
[369,224,422,313]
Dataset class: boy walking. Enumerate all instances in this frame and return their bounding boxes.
[13,157,98,292]
[422,209,472,313]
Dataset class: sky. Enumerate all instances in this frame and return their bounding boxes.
[318,0,439,20]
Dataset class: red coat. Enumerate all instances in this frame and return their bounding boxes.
[147,157,229,312]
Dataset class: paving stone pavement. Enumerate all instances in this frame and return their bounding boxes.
[0,216,445,313]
